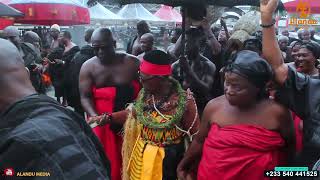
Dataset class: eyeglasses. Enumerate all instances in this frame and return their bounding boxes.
[92,44,114,51]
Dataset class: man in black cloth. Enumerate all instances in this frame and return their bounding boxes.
[126,20,151,56]
[47,43,65,104]
[3,26,45,94]
[261,0,320,169]
[0,39,110,179]
[68,28,95,117]
[172,28,216,117]
[23,31,41,54]
[54,31,80,106]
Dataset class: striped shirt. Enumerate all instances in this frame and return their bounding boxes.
[0,94,110,180]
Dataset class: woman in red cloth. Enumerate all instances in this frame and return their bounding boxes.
[177,50,295,180]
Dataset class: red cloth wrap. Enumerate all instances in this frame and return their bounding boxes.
[91,86,121,180]
[131,80,141,99]
[140,59,172,76]
[91,81,141,180]
[292,112,303,153]
[198,123,286,180]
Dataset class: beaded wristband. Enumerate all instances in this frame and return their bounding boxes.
[260,19,276,28]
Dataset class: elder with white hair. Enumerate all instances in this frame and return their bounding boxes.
[297,29,312,42]
[50,24,60,49]
[278,35,289,49]
[278,35,290,62]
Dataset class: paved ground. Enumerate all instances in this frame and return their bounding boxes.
[46,86,55,98]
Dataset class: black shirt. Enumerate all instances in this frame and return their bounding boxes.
[275,66,320,167]
[0,94,110,179]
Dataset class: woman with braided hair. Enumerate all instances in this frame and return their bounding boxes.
[89,50,200,180]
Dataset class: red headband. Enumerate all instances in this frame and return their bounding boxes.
[140,59,172,76]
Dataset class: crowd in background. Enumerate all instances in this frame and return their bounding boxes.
[1,0,320,179]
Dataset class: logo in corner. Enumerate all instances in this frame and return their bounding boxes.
[287,0,318,26]
[296,0,311,19]
[4,168,14,176]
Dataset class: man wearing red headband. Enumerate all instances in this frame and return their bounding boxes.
[89,50,200,180]
[79,28,140,180]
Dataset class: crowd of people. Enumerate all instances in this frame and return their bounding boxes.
[0,0,320,179]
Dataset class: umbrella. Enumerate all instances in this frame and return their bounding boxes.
[284,0,320,14]
[0,18,14,29]
[0,2,23,17]
[117,3,161,21]
[154,5,182,22]
[3,0,90,25]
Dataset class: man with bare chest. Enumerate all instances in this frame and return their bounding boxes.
[126,20,151,56]
[79,28,140,180]
[172,28,216,116]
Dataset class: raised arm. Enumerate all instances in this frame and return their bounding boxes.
[169,19,222,58]
[79,61,98,117]
[261,0,288,85]
[220,18,230,40]
[201,18,222,56]
[168,35,183,59]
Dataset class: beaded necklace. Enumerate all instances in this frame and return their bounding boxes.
[135,79,186,129]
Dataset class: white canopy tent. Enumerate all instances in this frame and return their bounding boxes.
[117,3,161,22]
[89,2,123,25]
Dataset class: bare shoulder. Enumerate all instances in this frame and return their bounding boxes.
[204,95,225,112]
[81,56,97,71]
[200,55,216,71]
[201,96,225,124]
[123,53,140,65]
